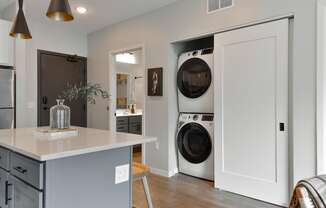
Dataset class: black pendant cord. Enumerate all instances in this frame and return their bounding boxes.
[18,0,23,10]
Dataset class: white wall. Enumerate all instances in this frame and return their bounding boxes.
[88,0,317,185]
[317,0,326,175]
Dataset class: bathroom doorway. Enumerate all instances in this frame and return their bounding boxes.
[109,46,146,163]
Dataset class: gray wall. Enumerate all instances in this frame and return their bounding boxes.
[87,0,317,185]
[0,2,15,20]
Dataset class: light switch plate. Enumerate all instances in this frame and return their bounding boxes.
[115,164,130,184]
[155,142,159,150]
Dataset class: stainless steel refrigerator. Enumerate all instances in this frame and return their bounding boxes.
[0,66,15,129]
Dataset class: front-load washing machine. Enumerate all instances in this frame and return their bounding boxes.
[177,113,214,181]
[177,48,214,113]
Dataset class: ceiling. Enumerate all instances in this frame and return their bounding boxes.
[3,0,179,34]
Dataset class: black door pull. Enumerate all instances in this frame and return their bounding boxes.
[42,96,48,104]
[279,123,285,131]
[5,181,12,205]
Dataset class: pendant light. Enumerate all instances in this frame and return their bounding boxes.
[46,0,74,22]
[10,0,32,39]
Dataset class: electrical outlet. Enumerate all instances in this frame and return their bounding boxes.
[115,164,130,184]
[155,142,159,150]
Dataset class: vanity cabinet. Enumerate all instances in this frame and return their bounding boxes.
[0,20,14,66]
[116,117,129,133]
[116,115,142,135]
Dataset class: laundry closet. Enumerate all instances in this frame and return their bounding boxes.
[173,18,290,206]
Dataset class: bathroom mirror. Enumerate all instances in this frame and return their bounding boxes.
[116,73,132,109]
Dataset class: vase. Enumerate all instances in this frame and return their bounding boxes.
[50,99,71,129]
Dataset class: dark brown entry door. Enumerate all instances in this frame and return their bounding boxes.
[38,50,87,127]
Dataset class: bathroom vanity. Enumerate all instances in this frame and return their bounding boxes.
[116,114,142,135]
[0,127,156,208]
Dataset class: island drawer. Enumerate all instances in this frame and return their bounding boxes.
[0,147,10,171]
[10,153,44,189]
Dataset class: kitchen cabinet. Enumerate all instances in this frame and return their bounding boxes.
[8,175,43,208]
[0,168,9,208]
[116,115,142,135]
[0,149,43,208]
[0,20,14,66]
[0,127,155,208]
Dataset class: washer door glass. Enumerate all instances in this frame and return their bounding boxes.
[177,123,212,164]
[177,58,212,99]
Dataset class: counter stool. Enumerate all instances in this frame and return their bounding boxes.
[132,162,153,208]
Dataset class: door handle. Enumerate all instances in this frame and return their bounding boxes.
[5,181,12,205]
[279,123,285,132]
[42,96,48,104]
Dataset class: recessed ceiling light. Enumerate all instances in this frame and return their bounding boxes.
[76,6,87,14]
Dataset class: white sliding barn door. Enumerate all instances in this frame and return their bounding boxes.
[214,19,289,206]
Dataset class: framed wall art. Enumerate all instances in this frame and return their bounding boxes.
[147,67,163,96]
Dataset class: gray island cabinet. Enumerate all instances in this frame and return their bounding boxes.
[0,127,156,208]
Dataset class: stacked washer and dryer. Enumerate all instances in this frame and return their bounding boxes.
[176,48,214,181]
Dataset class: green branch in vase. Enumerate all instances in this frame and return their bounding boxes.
[60,82,110,104]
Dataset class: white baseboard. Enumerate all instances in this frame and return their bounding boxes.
[169,168,179,177]
[150,167,179,178]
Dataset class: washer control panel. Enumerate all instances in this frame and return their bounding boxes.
[179,113,214,122]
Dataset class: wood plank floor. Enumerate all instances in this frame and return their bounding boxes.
[133,152,282,208]
[133,173,282,208]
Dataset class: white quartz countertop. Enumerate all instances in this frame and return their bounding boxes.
[116,112,143,117]
[116,109,143,117]
[0,127,156,161]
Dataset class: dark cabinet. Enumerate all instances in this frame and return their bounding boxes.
[8,175,43,208]
[0,150,43,208]
[0,168,8,208]
[116,116,142,135]
[116,117,129,133]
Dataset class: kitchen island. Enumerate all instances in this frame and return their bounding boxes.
[0,127,156,208]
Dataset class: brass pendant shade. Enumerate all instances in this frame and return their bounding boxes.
[10,0,32,39]
[46,0,74,22]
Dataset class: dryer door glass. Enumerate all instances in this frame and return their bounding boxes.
[177,123,212,164]
[177,58,212,98]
